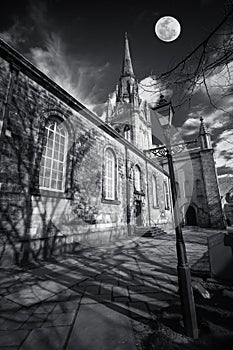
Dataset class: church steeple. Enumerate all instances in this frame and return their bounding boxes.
[121,32,134,77]
[198,116,211,150]
[116,33,139,106]
[108,33,152,150]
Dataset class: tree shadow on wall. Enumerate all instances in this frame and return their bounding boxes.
[0,75,100,266]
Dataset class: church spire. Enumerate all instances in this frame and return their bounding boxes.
[116,33,139,105]
[198,116,211,150]
[121,32,134,77]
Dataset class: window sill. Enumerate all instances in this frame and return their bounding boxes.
[32,188,73,199]
[101,198,121,205]
[153,205,160,209]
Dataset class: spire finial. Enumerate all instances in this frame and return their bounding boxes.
[198,115,211,149]
[199,116,208,135]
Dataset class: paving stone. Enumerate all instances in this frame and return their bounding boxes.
[112,286,129,297]
[66,303,136,350]
[147,300,171,311]
[129,293,159,303]
[33,303,56,314]
[99,279,119,286]
[52,300,80,313]
[20,325,70,350]
[128,302,150,319]
[0,310,32,330]
[5,281,68,307]
[45,289,79,303]
[0,299,21,312]
[43,311,76,327]
[0,329,29,347]
[99,283,113,295]
[128,285,157,294]
[20,313,48,330]
[113,296,131,303]
[93,294,112,303]
[85,285,100,295]
[80,297,99,304]
[77,279,96,286]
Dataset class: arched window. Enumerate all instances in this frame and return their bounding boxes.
[164,181,170,210]
[104,148,117,200]
[39,120,68,191]
[152,175,158,207]
[134,165,141,192]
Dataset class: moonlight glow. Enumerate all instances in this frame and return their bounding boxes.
[155,16,181,42]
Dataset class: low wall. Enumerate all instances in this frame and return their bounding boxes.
[208,232,233,282]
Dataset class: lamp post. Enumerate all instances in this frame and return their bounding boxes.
[150,95,198,339]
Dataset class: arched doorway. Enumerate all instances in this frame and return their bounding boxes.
[185,205,197,226]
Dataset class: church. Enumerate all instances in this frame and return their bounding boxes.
[0,33,224,265]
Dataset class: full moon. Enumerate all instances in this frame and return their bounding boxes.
[155,16,181,42]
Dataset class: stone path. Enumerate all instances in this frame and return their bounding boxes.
[0,228,212,349]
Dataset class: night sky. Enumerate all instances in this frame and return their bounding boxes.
[0,0,232,175]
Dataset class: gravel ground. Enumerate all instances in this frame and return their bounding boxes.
[135,279,233,350]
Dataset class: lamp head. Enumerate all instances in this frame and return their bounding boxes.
[153,95,174,128]
[151,95,174,144]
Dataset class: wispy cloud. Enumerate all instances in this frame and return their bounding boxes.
[138,76,172,106]
[0,2,110,110]
[29,32,110,107]
[214,129,233,172]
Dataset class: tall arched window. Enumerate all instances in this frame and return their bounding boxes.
[164,181,170,210]
[104,148,116,200]
[134,165,141,192]
[152,175,158,207]
[39,120,68,191]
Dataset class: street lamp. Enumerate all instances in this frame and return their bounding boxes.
[151,95,198,339]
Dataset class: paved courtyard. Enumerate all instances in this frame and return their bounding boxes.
[0,228,216,349]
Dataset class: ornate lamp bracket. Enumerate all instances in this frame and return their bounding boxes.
[145,139,198,158]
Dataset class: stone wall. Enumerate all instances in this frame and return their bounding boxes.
[0,41,172,266]
[200,150,224,228]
